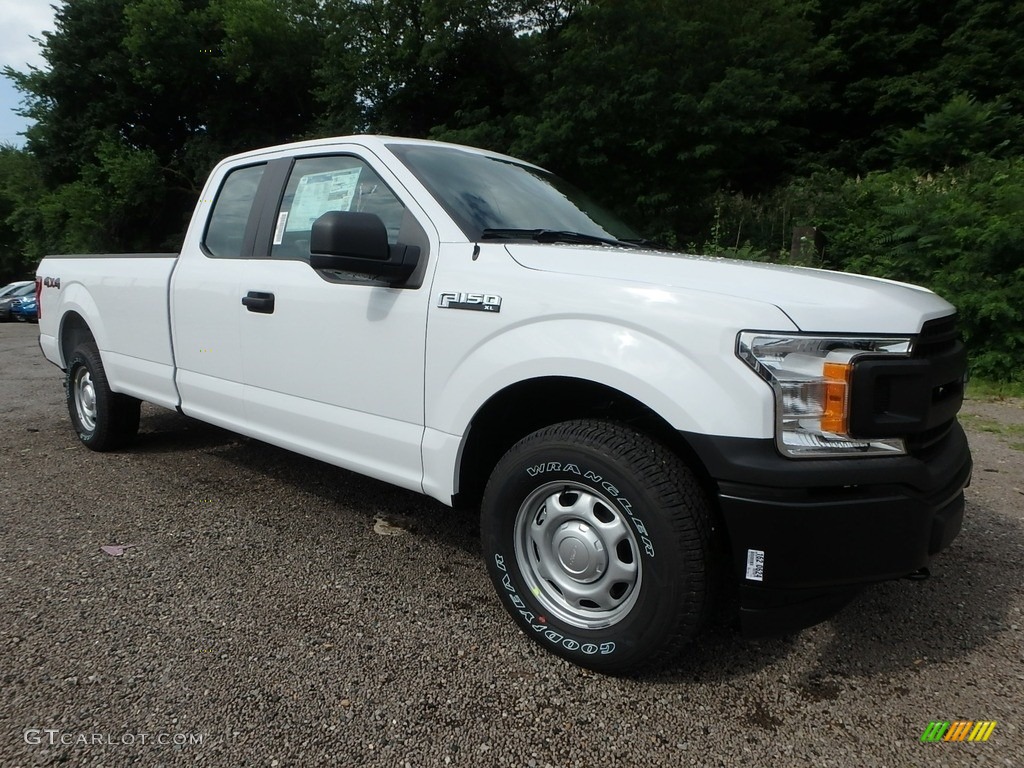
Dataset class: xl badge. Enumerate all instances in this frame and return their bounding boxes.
[438,292,502,313]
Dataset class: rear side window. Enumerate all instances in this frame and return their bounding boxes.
[203,164,266,258]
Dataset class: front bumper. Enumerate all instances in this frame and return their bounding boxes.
[685,423,972,636]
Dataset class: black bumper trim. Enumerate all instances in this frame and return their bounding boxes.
[683,423,972,637]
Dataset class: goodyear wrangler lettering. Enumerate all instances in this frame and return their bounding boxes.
[494,554,615,656]
[527,462,582,477]
[522,464,655,556]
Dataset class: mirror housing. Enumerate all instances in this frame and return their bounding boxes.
[309,211,419,285]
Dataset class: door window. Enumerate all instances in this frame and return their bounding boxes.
[271,156,406,261]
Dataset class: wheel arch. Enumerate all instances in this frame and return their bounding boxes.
[58,311,97,370]
[452,375,717,512]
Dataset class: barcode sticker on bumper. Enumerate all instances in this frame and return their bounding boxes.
[745,549,765,581]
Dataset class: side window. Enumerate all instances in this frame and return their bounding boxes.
[203,164,266,258]
[271,156,406,261]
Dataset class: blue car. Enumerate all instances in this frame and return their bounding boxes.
[0,282,34,321]
[10,292,38,323]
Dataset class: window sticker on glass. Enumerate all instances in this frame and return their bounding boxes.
[272,212,289,245]
[286,168,362,232]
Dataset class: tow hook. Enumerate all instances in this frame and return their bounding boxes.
[906,567,931,581]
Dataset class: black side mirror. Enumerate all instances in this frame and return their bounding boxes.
[309,211,419,285]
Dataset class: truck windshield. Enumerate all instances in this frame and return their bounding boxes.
[388,143,641,245]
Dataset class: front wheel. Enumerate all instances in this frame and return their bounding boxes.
[65,342,141,451]
[481,420,715,674]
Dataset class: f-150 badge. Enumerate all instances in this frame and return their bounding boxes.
[438,292,502,313]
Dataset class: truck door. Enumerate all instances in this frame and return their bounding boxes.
[171,161,271,430]
[237,150,437,492]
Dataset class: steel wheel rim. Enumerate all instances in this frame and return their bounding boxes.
[74,367,98,432]
[513,481,642,630]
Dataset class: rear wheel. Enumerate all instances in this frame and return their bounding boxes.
[66,342,140,451]
[481,420,715,674]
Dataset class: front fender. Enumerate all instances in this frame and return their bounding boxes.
[425,316,778,441]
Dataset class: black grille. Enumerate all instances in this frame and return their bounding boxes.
[849,313,965,453]
[908,314,963,453]
[913,315,959,358]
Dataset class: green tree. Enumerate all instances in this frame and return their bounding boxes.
[496,0,825,241]
[936,0,1024,108]
[315,0,557,141]
[0,146,46,280]
[805,0,1024,172]
[4,0,323,252]
[5,0,140,185]
[890,94,1024,171]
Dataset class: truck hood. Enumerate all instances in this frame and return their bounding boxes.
[506,244,955,334]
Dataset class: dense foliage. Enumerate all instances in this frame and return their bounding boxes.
[2,0,1022,380]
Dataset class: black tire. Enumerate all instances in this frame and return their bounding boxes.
[65,342,141,451]
[481,420,715,674]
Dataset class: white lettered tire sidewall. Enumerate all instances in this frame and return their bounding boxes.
[481,421,711,674]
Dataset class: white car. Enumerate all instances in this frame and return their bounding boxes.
[34,136,972,673]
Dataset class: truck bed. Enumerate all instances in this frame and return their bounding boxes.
[38,253,181,410]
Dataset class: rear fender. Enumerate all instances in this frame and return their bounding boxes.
[55,284,109,366]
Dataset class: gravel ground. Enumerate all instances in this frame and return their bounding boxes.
[1,321,1021,767]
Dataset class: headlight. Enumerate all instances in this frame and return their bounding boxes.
[737,332,912,458]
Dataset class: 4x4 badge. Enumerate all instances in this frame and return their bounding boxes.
[438,292,502,313]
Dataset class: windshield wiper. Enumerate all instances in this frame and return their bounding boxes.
[619,237,670,250]
[480,228,640,248]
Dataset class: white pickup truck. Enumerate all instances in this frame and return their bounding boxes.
[36,135,972,673]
